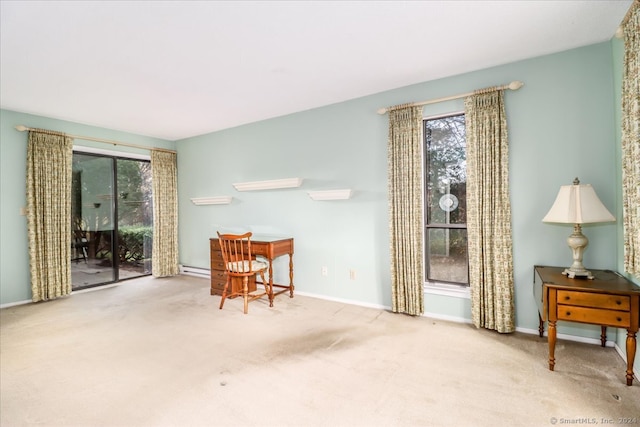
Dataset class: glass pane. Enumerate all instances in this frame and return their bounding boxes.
[117,159,153,278]
[71,154,116,289]
[425,115,466,225]
[426,228,468,284]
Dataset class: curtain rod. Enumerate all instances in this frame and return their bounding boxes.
[14,125,177,154]
[377,80,524,115]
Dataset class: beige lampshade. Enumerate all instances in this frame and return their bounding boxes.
[542,181,615,224]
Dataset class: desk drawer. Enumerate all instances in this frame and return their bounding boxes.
[557,305,631,327]
[557,291,630,310]
[210,253,226,271]
[252,245,268,257]
[210,280,226,295]
[211,270,226,283]
[211,250,224,262]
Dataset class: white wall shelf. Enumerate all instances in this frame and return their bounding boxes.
[191,196,233,205]
[232,177,303,192]
[307,189,352,201]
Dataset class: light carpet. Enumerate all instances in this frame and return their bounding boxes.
[1,275,638,427]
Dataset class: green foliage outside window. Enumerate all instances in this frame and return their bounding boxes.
[118,226,152,263]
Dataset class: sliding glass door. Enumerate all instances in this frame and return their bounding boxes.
[71,152,152,290]
[116,158,153,280]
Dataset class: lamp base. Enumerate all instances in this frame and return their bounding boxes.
[563,223,595,280]
[562,268,594,280]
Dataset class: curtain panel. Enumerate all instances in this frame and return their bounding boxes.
[465,90,515,333]
[387,105,425,316]
[26,130,73,302]
[622,0,640,277]
[151,151,180,277]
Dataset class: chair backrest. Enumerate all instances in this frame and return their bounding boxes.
[217,231,257,277]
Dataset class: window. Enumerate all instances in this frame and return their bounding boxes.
[424,113,468,285]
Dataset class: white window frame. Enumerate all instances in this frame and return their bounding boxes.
[422,111,470,299]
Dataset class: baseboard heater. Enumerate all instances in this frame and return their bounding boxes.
[179,265,211,279]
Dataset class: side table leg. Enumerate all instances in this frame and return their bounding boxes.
[268,259,274,307]
[600,326,607,347]
[626,331,637,386]
[548,320,557,371]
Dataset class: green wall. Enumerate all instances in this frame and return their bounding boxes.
[176,40,628,343]
[0,110,173,304]
[1,41,636,369]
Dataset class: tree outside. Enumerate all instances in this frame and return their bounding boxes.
[424,114,468,284]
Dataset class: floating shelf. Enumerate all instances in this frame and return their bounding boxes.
[191,196,232,205]
[233,177,303,192]
[307,189,352,201]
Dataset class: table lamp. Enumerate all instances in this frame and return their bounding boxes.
[542,178,615,279]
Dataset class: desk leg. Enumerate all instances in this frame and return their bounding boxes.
[626,331,637,386]
[548,320,557,371]
[600,326,607,347]
[288,253,294,298]
[538,313,544,337]
[268,259,274,307]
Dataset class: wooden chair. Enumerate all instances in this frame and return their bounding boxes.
[216,231,270,314]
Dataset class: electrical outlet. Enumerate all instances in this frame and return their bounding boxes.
[321,266,328,277]
[350,270,356,280]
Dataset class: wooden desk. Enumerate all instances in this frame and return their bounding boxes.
[533,265,640,385]
[210,235,294,305]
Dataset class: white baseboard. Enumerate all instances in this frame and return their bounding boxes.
[0,299,32,309]
[515,325,615,347]
[0,283,126,309]
[294,290,388,311]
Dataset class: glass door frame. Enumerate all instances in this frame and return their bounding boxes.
[72,145,152,290]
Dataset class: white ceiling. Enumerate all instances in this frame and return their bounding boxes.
[0,1,633,141]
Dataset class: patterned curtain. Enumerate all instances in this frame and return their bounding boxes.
[26,130,73,302]
[465,89,515,333]
[388,105,424,316]
[621,0,640,277]
[151,150,180,277]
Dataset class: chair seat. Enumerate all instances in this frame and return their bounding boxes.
[227,260,268,273]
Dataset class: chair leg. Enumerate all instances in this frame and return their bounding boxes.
[243,276,249,314]
[219,277,230,310]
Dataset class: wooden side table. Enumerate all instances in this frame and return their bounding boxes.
[533,265,640,385]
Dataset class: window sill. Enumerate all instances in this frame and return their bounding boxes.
[424,281,470,299]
